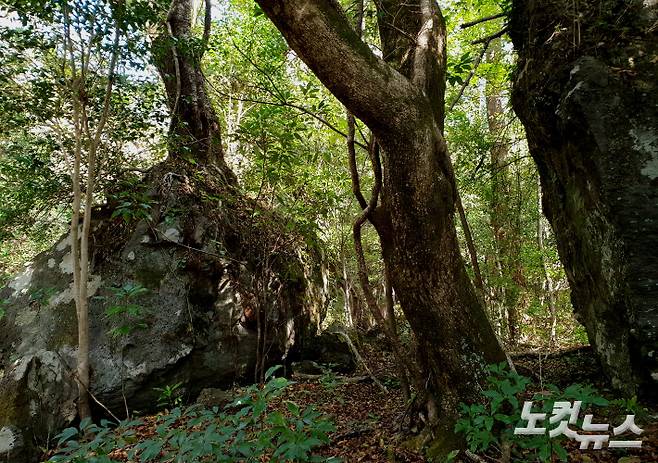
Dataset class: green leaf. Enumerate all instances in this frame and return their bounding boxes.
[286,401,300,416]
[56,427,78,446]
[264,364,282,380]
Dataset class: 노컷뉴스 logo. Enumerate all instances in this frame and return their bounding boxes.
[514,400,643,449]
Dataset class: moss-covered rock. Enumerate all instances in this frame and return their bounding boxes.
[0,162,330,462]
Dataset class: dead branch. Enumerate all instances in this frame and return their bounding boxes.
[335,330,388,393]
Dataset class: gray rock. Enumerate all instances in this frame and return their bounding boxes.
[299,331,356,373]
[0,179,329,462]
[0,426,23,461]
[196,388,233,409]
[291,360,324,375]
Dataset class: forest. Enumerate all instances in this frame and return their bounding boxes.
[0,0,656,461]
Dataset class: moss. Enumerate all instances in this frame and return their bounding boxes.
[46,302,77,350]
[134,255,168,289]
[425,429,465,462]
[0,388,19,425]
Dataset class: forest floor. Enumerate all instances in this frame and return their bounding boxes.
[43,337,657,463]
[296,337,658,463]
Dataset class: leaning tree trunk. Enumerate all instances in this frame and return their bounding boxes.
[255,0,506,447]
[510,0,658,399]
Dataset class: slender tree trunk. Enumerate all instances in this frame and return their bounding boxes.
[256,0,506,445]
[341,250,354,328]
[456,195,487,307]
[63,14,121,418]
[537,178,558,346]
[383,262,411,401]
[485,42,522,346]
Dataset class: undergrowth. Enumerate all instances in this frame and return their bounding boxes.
[47,366,338,463]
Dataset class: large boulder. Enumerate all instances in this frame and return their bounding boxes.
[0,163,329,462]
[510,0,658,399]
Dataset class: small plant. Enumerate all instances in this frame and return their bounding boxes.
[29,286,57,306]
[154,382,184,410]
[318,364,341,391]
[609,395,649,422]
[109,184,154,223]
[455,362,613,462]
[381,376,401,389]
[49,366,339,463]
[103,282,150,337]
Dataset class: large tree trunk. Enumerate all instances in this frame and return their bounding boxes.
[510,0,658,399]
[152,0,234,179]
[255,0,506,443]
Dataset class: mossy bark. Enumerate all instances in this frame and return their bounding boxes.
[510,0,658,399]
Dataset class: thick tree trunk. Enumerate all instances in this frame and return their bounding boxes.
[152,0,234,179]
[510,0,658,399]
[255,0,506,441]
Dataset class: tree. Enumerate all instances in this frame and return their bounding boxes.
[61,0,124,419]
[485,41,523,345]
[152,0,234,176]
[254,0,506,446]
[510,0,658,398]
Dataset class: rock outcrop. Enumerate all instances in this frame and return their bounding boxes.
[511,0,658,398]
[0,161,329,462]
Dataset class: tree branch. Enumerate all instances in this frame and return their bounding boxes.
[202,74,368,150]
[449,28,508,111]
[471,27,509,45]
[347,114,368,210]
[460,12,506,29]
[255,0,422,136]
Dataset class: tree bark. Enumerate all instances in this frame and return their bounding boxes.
[510,0,658,399]
[485,42,522,345]
[153,0,234,178]
[255,0,506,439]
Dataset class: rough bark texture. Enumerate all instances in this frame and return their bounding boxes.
[152,0,233,177]
[510,0,658,399]
[255,0,506,448]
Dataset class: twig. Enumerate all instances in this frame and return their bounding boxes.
[334,427,374,441]
[449,28,508,111]
[202,74,368,150]
[464,450,487,463]
[461,12,506,29]
[48,344,122,424]
[292,373,370,383]
[471,27,509,45]
[335,330,388,393]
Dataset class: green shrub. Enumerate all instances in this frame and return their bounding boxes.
[101,282,150,338]
[455,362,611,462]
[154,382,184,410]
[48,366,338,463]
